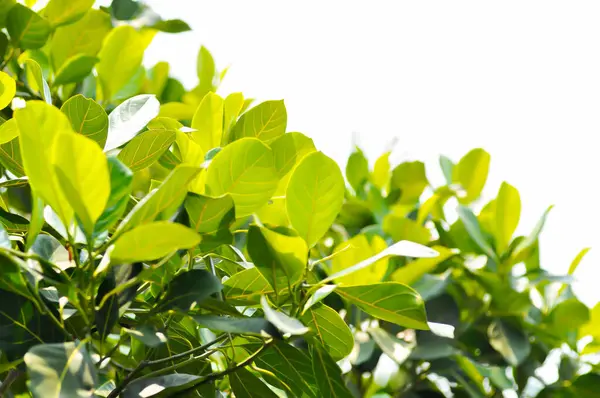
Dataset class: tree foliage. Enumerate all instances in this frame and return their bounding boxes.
[0,1,596,397]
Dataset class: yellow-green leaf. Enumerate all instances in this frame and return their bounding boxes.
[372,151,390,190]
[391,161,428,204]
[61,94,108,148]
[205,137,278,218]
[230,100,287,143]
[223,92,244,141]
[191,92,223,152]
[300,304,353,361]
[111,221,201,263]
[159,102,195,121]
[568,247,591,275]
[286,151,344,248]
[196,45,216,96]
[53,54,98,86]
[118,129,176,172]
[54,132,110,235]
[391,246,454,285]
[453,148,491,203]
[271,132,316,178]
[7,4,51,50]
[383,215,431,245]
[495,181,521,253]
[23,59,51,104]
[50,9,111,71]
[0,118,18,144]
[96,26,153,101]
[0,71,15,109]
[15,101,73,224]
[331,234,388,286]
[43,0,94,27]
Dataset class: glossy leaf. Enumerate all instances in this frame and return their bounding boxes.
[118,129,176,172]
[287,151,344,248]
[193,315,272,336]
[331,234,388,285]
[205,137,278,218]
[122,374,200,398]
[24,342,97,398]
[156,269,222,312]
[453,148,490,203]
[391,246,454,285]
[248,225,307,289]
[310,343,353,398]
[301,304,353,360]
[230,100,287,142]
[335,282,428,329]
[0,71,15,109]
[106,94,161,151]
[54,132,110,235]
[7,4,51,50]
[111,221,201,262]
[261,296,309,335]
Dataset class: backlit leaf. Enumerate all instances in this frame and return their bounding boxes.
[309,343,353,398]
[495,181,521,253]
[223,92,244,140]
[331,234,388,286]
[453,148,490,203]
[391,161,428,204]
[105,94,161,151]
[0,71,15,109]
[261,296,308,335]
[23,59,51,104]
[191,91,223,152]
[53,54,98,86]
[346,148,369,192]
[371,151,390,190]
[111,221,200,262]
[391,245,454,285]
[44,0,94,27]
[301,304,353,360]
[184,193,235,233]
[271,132,316,178]
[230,100,287,143]
[0,118,18,144]
[7,4,51,50]
[287,151,344,248]
[196,45,216,95]
[61,94,109,148]
[93,157,133,235]
[205,137,278,218]
[118,129,176,172]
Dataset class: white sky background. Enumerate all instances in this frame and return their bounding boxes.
[140,1,599,305]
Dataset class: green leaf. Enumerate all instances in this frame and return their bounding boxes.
[191,91,223,151]
[184,193,235,234]
[0,289,64,361]
[23,59,51,104]
[223,92,244,139]
[156,269,222,312]
[54,132,110,236]
[124,325,167,347]
[95,269,120,340]
[391,245,454,285]
[111,221,200,262]
[495,181,521,253]
[0,118,18,144]
[549,298,589,338]
[383,215,431,245]
[24,342,97,398]
[0,71,16,110]
[487,320,531,366]
[230,100,287,143]
[369,326,413,364]
[222,268,276,305]
[568,247,591,275]
[61,94,109,148]
[16,101,73,224]
[330,234,388,285]
[335,282,428,329]
[111,0,141,21]
[270,132,316,178]
[193,315,272,336]
[457,206,498,262]
[372,152,390,190]
[53,54,98,86]
[44,0,94,27]
[303,285,337,314]
[122,374,200,398]
[106,94,161,151]
[117,165,199,233]
[390,161,428,204]
[346,148,369,192]
[439,155,454,185]
[7,4,51,50]
[230,368,278,398]
[0,0,15,29]
[197,45,216,95]
[97,26,153,101]
[309,343,353,398]
[94,157,133,235]
[205,137,278,218]
[287,151,344,248]
[50,9,111,71]
[261,296,309,335]
[248,225,307,289]
[255,342,317,398]
[118,129,176,172]
[300,304,353,360]
[453,148,490,203]
[149,18,192,33]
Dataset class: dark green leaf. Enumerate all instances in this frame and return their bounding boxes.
[94,157,133,236]
[124,325,167,347]
[488,320,531,366]
[230,367,278,398]
[457,206,498,262]
[7,4,51,50]
[95,269,119,340]
[310,343,353,398]
[261,296,308,335]
[123,374,201,398]
[156,269,222,312]
[53,55,98,86]
[149,19,191,33]
[193,315,272,336]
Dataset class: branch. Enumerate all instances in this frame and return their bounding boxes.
[0,369,23,397]
[107,335,229,398]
